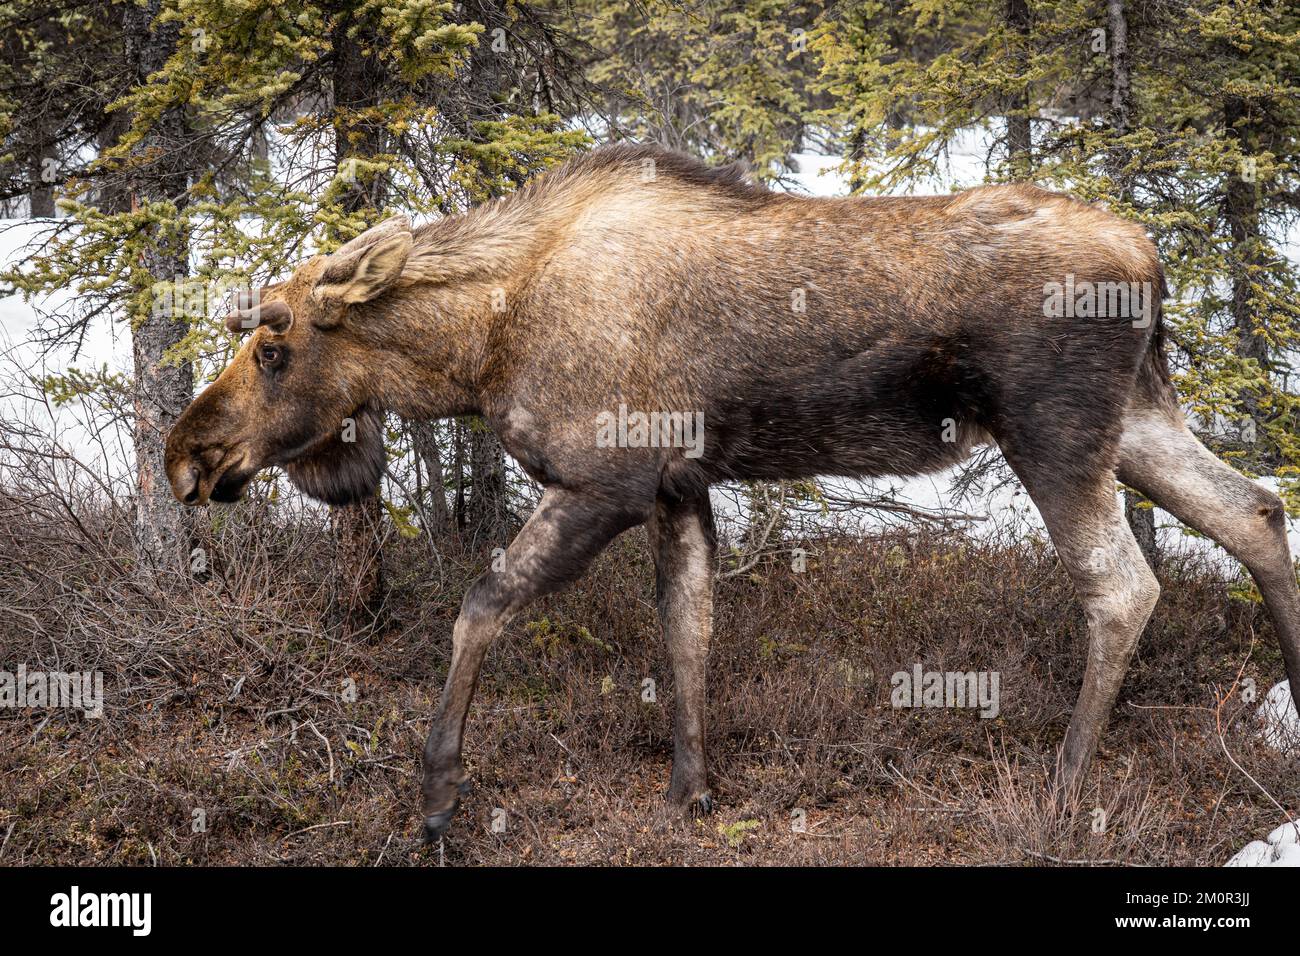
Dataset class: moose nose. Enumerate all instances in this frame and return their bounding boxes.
[177,465,202,505]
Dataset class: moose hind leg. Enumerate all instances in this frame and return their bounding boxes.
[1002,455,1161,798]
[422,488,639,842]
[648,493,716,815]
[1118,405,1300,723]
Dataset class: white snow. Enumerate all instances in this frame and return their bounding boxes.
[1226,818,1300,867]
[1224,694,1299,867]
[1259,680,1299,753]
[1226,840,1273,867]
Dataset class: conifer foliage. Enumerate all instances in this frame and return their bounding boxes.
[2,0,1297,582]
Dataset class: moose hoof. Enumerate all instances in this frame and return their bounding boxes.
[423,809,458,844]
[421,779,473,843]
[668,789,714,818]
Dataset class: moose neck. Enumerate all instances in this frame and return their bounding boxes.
[358,278,496,422]
[361,190,565,423]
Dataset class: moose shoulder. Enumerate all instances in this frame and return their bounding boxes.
[165,144,1300,841]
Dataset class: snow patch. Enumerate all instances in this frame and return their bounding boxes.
[1226,819,1300,867]
[1259,680,1299,753]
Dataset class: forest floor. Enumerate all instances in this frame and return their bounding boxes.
[1,500,1296,866]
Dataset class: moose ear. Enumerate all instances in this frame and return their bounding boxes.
[314,230,413,309]
[331,215,410,257]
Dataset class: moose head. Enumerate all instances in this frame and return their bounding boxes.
[164,217,415,507]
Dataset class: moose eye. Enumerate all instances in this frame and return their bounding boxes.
[258,344,283,369]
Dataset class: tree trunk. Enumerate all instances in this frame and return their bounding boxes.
[1105,0,1158,569]
[411,420,452,537]
[452,417,467,529]
[1106,0,1132,139]
[94,107,131,215]
[28,141,55,218]
[1223,93,1269,453]
[466,420,509,539]
[328,12,390,630]
[447,0,513,541]
[24,18,59,218]
[123,0,194,575]
[1004,0,1032,175]
[451,418,509,538]
[1124,491,1158,566]
[331,489,387,628]
[847,127,868,195]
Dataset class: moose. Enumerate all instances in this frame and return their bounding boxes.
[166,144,1300,841]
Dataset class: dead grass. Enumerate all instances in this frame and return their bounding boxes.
[0,489,1295,866]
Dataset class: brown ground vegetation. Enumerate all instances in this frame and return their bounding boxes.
[0,493,1294,866]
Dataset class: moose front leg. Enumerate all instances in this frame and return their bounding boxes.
[648,493,716,815]
[422,488,638,842]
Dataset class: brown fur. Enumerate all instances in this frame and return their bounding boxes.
[165,144,1300,839]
